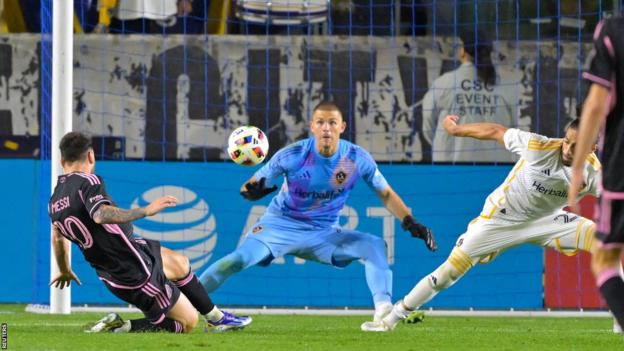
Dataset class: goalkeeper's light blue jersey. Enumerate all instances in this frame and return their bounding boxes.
[254,137,389,227]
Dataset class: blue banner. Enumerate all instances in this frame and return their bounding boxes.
[1,160,543,308]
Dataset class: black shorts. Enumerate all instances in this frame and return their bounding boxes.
[102,239,181,322]
[595,197,624,248]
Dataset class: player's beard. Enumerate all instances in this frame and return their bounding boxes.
[561,152,572,167]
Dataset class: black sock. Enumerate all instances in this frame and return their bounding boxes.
[174,270,215,314]
[129,317,183,333]
[598,274,624,329]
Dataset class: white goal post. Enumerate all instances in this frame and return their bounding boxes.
[49,0,74,314]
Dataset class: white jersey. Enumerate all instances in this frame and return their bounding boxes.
[479,128,601,222]
[422,62,519,162]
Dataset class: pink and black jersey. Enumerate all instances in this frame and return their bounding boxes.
[48,172,154,289]
[583,17,624,192]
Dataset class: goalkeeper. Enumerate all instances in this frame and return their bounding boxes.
[362,115,601,332]
[199,101,437,325]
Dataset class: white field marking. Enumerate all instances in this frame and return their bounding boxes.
[25,304,613,318]
[9,322,86,327]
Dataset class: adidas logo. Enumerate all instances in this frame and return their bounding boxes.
[541,169,551,176]
[295,171,311,180]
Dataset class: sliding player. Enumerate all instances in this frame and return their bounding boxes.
[362,115,600,331]
[49,132,251,333]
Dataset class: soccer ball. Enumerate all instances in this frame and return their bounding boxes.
[227,126,269,166]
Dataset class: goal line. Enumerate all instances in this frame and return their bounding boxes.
[25,304,611,318]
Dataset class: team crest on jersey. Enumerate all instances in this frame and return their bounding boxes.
[335,170,347,184]
[252,225,263,234]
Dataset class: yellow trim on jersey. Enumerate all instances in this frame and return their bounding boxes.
[554,219,588,257]
[479,201,498,219]
[586,153,601,171]
[480,160,525,219]
[478,251,499,264]
[527,139,563,151]
[583,223,596,252]
[448,248,473,274]
[502,160,524,193]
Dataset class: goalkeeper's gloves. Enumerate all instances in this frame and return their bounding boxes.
[240,177,277,201]
[401,215,437,252]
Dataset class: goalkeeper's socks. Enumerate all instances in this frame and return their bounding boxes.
[597,268,624,330]
[174,270,215,314]
[127,317,183,333]
[374,301,393,322]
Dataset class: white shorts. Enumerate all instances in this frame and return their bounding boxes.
[448,211,595,273]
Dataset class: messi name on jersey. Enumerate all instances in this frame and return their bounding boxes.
[531,181,567,198]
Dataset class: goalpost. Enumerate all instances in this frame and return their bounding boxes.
[49,0,73,314]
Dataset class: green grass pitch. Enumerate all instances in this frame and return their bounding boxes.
[2,305,623,350]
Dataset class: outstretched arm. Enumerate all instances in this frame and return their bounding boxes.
[376,186,411,220]
[377,186,437,251]
[50,226,81,289]
[443,115,508,145]
[92,195,177,224]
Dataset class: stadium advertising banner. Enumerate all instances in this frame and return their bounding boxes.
[3,160,550,308]
[1,35,592,162]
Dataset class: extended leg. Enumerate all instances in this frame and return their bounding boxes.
[361,246,473,332]
[389,247,471,327]
[332,233,392,319]
[199,238,272,292]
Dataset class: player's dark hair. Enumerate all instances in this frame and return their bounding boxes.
[459,28,496,86]
[59,132,92,162]
[312,101,341,113]
[565,118,580,131]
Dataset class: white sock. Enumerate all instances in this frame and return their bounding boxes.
[383,300,412,328]
[204,306,225,322]
[404,275,439,309]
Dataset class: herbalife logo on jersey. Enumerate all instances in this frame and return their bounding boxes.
[531,181,567,198]
[294,188,344,200]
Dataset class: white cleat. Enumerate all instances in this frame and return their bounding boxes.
[87,313,125,333]
[373,303,393,323]
[360,320,392,332]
